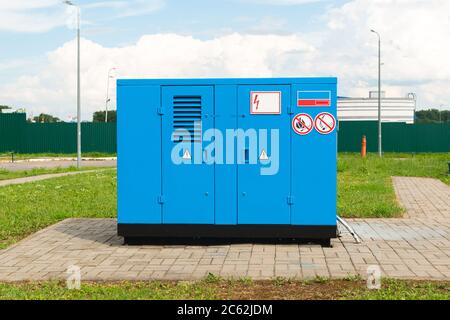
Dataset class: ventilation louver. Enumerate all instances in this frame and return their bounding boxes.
[172,96,202,143]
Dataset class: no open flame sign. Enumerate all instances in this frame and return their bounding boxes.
[292,113,313,135]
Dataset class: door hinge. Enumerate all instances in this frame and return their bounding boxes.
[287,196,294,205]
[157,107,164,115]
[158,195,165,204]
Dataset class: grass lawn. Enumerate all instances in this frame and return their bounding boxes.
[0,153,449,248]
[0,169,116,249]
[0,277,448,300]
[337,153,450,218]
[0,166,107,181]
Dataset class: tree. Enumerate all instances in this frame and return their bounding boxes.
[32,113,61,123]
[93,110,116,122]
[415,109,450,123]
[0,105,11,113]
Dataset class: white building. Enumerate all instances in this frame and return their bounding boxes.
[338,91,416,123]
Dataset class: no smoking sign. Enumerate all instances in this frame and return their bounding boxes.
[314,112,336,134]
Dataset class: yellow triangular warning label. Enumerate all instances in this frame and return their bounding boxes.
[182,149,191,160]
[259,149,269,160]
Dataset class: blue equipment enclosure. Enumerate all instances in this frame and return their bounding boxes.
[117,78,337,245]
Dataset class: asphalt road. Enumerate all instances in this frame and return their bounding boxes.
[0,159,116,171]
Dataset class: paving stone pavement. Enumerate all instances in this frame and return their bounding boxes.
[0,177,448,282]
[0,169,112,188]
[0,159,116,172]
[392,176,450,219]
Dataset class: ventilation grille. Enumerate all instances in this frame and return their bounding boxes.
[172,96,202,143]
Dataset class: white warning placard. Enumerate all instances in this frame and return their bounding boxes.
[250,91,281,114]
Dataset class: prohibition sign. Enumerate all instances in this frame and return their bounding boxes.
[314,112,336,134]
[292,113,313,135]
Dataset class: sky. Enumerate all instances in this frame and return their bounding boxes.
[0,0,449,121]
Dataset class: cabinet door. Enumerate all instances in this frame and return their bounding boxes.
[237,85,291,224]
[118,85,161,224]
[161,86,214,224]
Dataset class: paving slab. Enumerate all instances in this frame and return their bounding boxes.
[0,176,448,281]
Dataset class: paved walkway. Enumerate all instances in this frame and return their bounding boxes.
[0,169,113,187]
[0,159,116,171]
[392,176,450,219]
[0,177,448,281]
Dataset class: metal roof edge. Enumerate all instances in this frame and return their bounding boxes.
[117,77,337,86]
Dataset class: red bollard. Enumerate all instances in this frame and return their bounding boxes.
[361,135,367,158]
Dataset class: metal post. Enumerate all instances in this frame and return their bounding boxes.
[377,35,381,157]
[64,1,81,168]
[371,29,382,157]
[76,7,81,168]
[105,72,109,123]
[105,68,115,123]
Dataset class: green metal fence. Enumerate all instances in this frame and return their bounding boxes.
[1,114,449,154]
[0,113,26,152]
[0,114,116,154]
[338,121,450,153]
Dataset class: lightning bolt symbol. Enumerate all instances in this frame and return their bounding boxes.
[253,94,260,110]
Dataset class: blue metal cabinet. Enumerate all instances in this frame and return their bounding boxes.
[117,78,337,244]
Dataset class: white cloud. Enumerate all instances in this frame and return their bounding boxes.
[247,16,288,34]
[0,33,315,119]
[1,0,449,119]
[84,0,165,18]
[0,1,60,11]
[321,0,450,107]
[0,0,66,33]
[237,0,323,4]
[0,0,165,32]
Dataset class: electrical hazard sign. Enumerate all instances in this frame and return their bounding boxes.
[292,113,313,135]
[250,91,281,114]
[314,112,336,134]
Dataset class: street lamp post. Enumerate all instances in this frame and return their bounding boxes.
[105,68,116,123]
[371,29,382,157]
[64,1,81,168]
